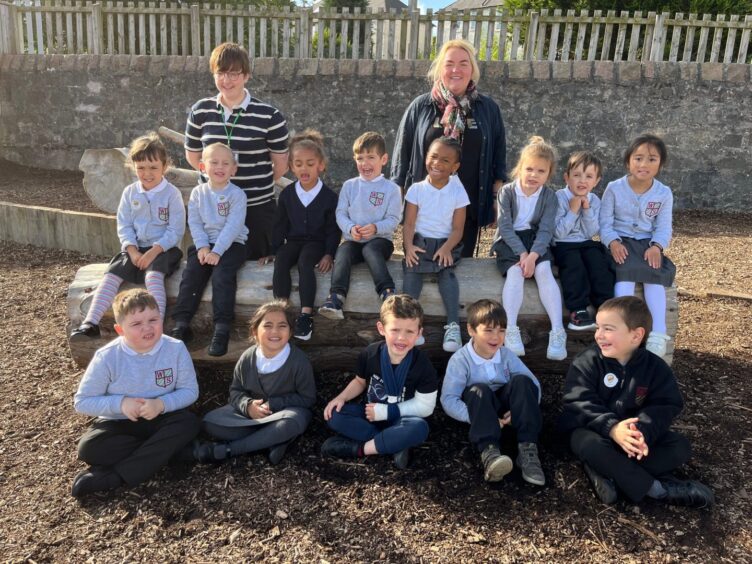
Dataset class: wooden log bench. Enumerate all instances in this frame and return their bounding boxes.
[67,259,678,373]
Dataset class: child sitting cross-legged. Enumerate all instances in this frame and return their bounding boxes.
[321,294,438,469]
[441,299,545,485]
[559,296,714,508]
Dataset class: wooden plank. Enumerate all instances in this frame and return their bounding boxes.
[128,1,136,54]
[649,12,666,61]
[351,7,360,59]
[723,14,738,63]
[374,10,383,59]
[226,4,233,43]
[642,11,656,62]
[588,9,601,61]
[272,13,279,57]
[90,1,103,54]
[574,9,587,61]
[24,1,35,53]
[613,10,628,61]
[561,9,574,61]
[213,2,221,55]
[524,10,538,60]
[169,1,177,54]
[35,0,45,54]
[510,10,521,60]
[236,12,244,52]
[190,3,199,56]
[484,10,495,61]
[600,9,614,60]
[86,1,93,53]
[181,2,188,55]
[449,9,457,41]
[387,10,395,60]
[202,4,209,56]
[535,9,546,61]
[409,5,420,60]
[709,14,724,63]
[668,12,683,62]
[138,1,146,54]
[738,15,751,63]
[65,0,74,52]
[363,7,372,59]
[44,0,54,53]
[105,0,114,54]
[696,13,712,62]
[159,1,167,54]
[282,8,290,58]
[435,10,443,54]
[627,10,641,61]
[704,289,752,302]
[260,15,267,57]
[55,0,64,53]
[682,13,696,62]
[116,0,124,53]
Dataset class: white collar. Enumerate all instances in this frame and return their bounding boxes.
[295,179,323,202]
[467,339,502,366]
[216,89,251,111]
[120,335,164,356]
[359,174,384,183]
[255,343,291,374]
[515,179,542,199]
[137,177,168,195]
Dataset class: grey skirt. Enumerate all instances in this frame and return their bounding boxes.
[492,229,553,276]
[610,237,676,287]
[403,233,463,274]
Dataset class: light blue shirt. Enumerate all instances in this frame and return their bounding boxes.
[599,175,673,250]
[336,175,403,242]
[116,179,186,251]
[553,187,602,243]
[187,181,248,256]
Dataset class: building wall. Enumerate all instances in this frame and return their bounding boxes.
[0,54,749,209]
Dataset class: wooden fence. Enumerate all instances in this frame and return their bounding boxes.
[1,1,751,64]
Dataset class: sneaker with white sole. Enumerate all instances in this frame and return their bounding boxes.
[516,442,545,486]
[567,309,597,331]
[504,325,525,356]
[547,328,568,361]
[646,331,671,359]
[318,293,344,320]
[480,444,513,482]
[442,322,462,352]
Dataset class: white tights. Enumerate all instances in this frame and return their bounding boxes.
[614,281,667,333]
[503,262,563,330]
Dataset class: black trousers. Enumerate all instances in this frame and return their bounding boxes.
[273,240,325,308]
[245,200,277,260]
[552,241,614,311]
[172,242,247,326]
[462,374,541,451]
[77,409,200,486]
[461,214,480,258]
[569,428,691,502]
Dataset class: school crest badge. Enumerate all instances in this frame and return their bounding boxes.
[158,207,169,222]
[635,386,648,406]
[645,202,662,217]
[218,201,230,216]
[155,368,174,388]
[369,191,385,206]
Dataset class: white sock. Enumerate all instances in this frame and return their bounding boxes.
[502,265,524,327]
[643,283,667,334]
[145,271,167,319]
[534,262,564,331]
[614,281,636,297]
[84,273,123,325]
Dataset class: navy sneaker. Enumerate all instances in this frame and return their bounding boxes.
[294,314,314,340]
[318,294,344,320]
[568,309,597,331]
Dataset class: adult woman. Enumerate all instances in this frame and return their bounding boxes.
[391,39,507,257]
[184,42,289,260]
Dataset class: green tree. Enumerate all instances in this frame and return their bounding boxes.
[503,0,752,15]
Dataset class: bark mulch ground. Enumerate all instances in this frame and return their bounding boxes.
[0,166,750,562]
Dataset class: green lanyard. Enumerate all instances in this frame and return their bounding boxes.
[222,108,243,145]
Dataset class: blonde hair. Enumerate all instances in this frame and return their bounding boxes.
[128,132,169,167]
[511,136,557,183]
[289,128,327,170]
[248,300,295,344]
[202,142,235,162]
[428,39,481,86]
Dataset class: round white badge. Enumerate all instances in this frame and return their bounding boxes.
[604,373,618,388]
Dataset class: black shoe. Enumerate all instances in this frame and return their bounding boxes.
[71,467,123,498]
[321,436,360,459]
[294,314,314,341]
[393,448,410,469]
[70,322,100,340]
[268,440,293,465]
[208,331,230,357]
[584,463,618,504]
[170,325,194,343]
[659,475,715,508]
[568,310,597,331]
[193,440,230,463]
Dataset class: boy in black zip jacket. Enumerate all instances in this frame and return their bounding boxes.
[559,296,713,508]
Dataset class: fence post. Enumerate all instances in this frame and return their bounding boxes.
[90,3,104,55]
[407,7,419,60]
[525,11,539,60]
[650,12,665,61]
[190,4,200,56]
[0,4,19,54]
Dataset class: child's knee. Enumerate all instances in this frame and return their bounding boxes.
[464,382,493,400]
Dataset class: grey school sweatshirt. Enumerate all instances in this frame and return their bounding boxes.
[187,181,249,256]
[336,176,403,242]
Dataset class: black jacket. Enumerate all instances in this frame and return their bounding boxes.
[272,183,341,256]
[558,344,683,447]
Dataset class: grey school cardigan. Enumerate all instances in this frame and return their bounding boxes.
[491,182,558,258]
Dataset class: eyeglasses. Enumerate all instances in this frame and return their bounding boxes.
[214,71,245,81]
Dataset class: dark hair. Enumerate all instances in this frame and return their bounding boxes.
[428,136,462,163]
[248,300,295,343]
[466,299,506,330]
[380,294,424,328]
[353,131,387,156]
[128,132,169,167]
[565,151,603,178]
[598,296,652,343]
[289,128,327,170]
[210,42,251,75]
[113,288,159,324]
[623,133,668,169]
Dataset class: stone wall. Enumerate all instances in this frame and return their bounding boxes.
[0,54,750,209]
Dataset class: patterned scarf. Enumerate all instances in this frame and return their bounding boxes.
[430,79,479,143]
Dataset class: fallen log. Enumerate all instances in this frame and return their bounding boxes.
[67,259,678,373]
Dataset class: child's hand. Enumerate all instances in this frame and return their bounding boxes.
[628,422,649,459]
[204,251,221,266]
[126,246,143,266]
[365,403,378,422]
[644,245,662,269]
[569,197,583,213]
[197,246,211,264]
[138,398,165,420]
[358,224,377,239]
[609,417,645,458]
[137,245,163,270]
[317,254,334,273]
[433,244,454,268]
[580,196,590,209]
[404,244,425,268]
[519,252,538,278]
[121,397,145,421]
[350,226,362,241]
[609,241,628,264]
[247,399,272,420]
[324,397,346,421]
[258,255,274,266]
[498,410,512,428]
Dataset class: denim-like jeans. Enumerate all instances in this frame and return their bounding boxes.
[329,238,395,297]
[327,403,429,454]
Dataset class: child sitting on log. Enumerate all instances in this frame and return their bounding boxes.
[169,142,249,357]
[72,289,199,497]
[70,133,185,340]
